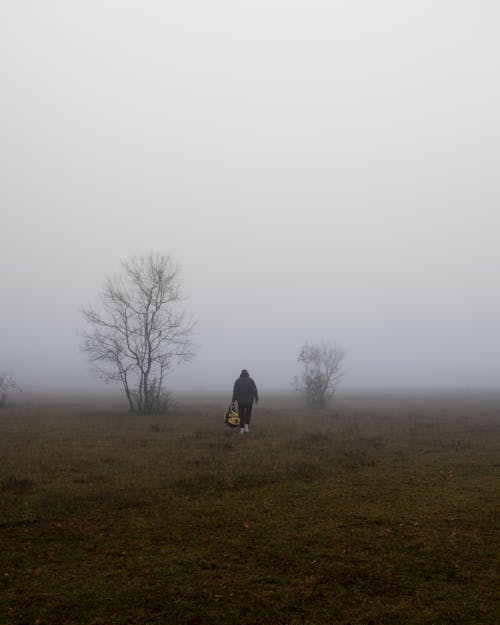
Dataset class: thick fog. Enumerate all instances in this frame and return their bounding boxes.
[2,1,499,393]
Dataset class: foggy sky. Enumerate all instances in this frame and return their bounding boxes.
[2,1,499,393]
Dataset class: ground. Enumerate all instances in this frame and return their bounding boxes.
[1,391,499,624]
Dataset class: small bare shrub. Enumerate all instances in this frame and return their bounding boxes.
[294,341,346,408]
[0,372,22,407]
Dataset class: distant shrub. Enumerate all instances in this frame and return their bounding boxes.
[294,341,346,408]
[0,372,22,407]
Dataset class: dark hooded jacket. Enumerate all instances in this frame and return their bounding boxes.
[232,369,259,404]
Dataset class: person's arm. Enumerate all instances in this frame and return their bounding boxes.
[232,380,239,403]
[253,381,259,403]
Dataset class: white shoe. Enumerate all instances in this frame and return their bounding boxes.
[244,424,249,433]
[240,428,244,434]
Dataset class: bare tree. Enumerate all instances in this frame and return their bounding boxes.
[294,341,346,408]
[0,372,21,407]
[81,253,195,413]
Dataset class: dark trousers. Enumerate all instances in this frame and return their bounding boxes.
[238,402,253,427]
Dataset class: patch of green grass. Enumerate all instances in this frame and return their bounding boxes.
[1,395,499,624]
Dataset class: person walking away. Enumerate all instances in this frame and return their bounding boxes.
[232,369,259,434]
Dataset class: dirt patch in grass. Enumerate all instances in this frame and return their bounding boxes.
[1,476,36,495]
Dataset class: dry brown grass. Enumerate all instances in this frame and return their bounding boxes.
[1,391,499,624]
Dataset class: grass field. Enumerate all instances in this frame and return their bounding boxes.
[1,391,499,625]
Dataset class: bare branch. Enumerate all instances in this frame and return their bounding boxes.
[0,372,22,407]
[294,341,347,408]
[80,253,196,413]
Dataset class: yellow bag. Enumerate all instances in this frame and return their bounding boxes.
[224,404,240,428]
